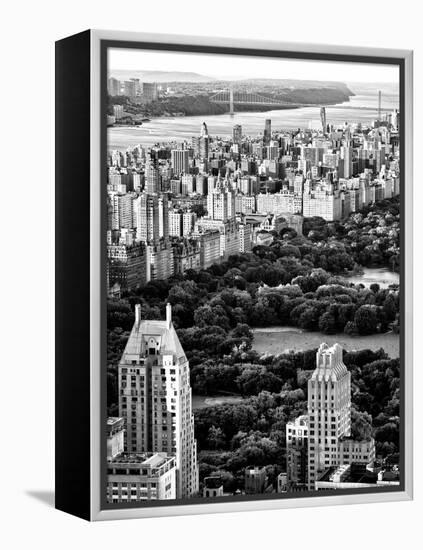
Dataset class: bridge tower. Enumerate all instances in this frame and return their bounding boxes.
[229,85,234,116]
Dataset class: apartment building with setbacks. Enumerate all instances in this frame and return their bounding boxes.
[307,343,351,489]
[118,304,199,499]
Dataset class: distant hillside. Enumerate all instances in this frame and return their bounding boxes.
[235,78,352,91]
[109,70,216,83]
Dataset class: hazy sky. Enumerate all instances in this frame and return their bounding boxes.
[108,47,399,86]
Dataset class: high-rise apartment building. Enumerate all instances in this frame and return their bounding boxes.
[181,174,195,195]
[302,187,342,221]
[286,415,309,490]
[263,119,272,145]
[146,242,174,282]
[118,304,199,499]
[107,235,147,291]
[171,149,189,176]
[108,192,134,230]
[158,194,169,240]
[145,160,160,194]
[182,210,196,236]
[192,123,209,159]
[206,183,236,222]
[142,82,158,102]
[307,343,351,489]
[122,80,137,98]
[238,221,252,253]
[113,104,124,121]
[320,107,327,133]
[233,124,242,145]
[168,209,183,237]
[108,77,121,96]
[257,191,302,216]
[191,229,221,269]
[340,146,353,178]
[133,193,160,244]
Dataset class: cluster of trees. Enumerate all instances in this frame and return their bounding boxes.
[194,348,400,491]
[303,197,400,271]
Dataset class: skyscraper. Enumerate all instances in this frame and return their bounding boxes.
[192,122,209,160]
[286,415,309,490]
[320,107,327,133]
[108,192,134,230]
[171,148,189,176]
[341,145,353,178]
[158,193,169,240]
[133,193,160,244]
[233,124,242,145]
[107,230,147,291]
[122,80,137,98]
[142,82,158,103]
[108,77,121,96]
[201,121,208,137]
[264,119,272,145]
[145,159,160,194]
[118,304,199,499]
[206,182,236,222]
[307,343,351,489]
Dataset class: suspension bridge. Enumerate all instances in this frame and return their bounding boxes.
[209,87,394,115]
[209,88,288,114]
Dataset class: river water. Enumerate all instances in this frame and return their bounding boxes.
[108,83,399,150]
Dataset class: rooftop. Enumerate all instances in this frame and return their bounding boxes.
[311,342,349,381]
[107,416,124,427]
[122,304,186,361]
[318,463,377,485]
[108,452,173,468]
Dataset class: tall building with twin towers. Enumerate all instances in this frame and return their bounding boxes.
[118,303,199,499]
[287,343,376,491]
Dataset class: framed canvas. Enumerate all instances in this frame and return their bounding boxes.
[55,30,413,521]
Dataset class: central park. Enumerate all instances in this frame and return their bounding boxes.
[107,196,400,493]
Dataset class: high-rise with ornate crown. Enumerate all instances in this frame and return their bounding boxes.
[118,303,199,499]
[307,343,351,489]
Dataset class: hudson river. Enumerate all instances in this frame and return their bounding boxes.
[108,83,399,150]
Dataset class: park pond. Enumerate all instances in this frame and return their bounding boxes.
[252,266,399,358]
[192,394,244,410]
[252,327,399,358]
[345,267,399,289]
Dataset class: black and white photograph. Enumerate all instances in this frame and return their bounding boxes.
[3,0,421,544]
[104,44,403,506]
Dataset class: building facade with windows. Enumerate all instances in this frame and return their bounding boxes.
[118,304,199,499]
[286,414,309,490]
[106,452,176,503]
[307,343,351,489]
